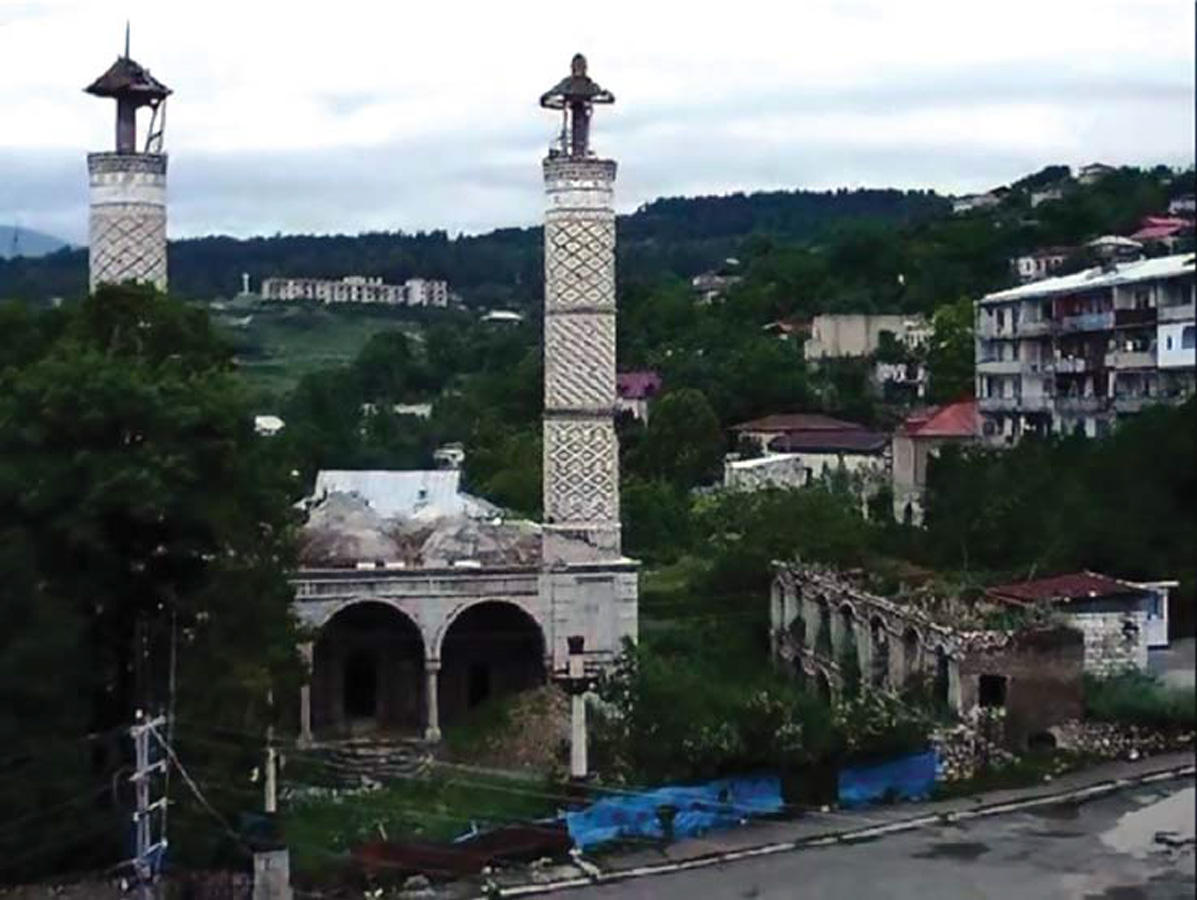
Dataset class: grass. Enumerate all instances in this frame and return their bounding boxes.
[1084,670,1196,731]
[210,300,424,399]
[282,771,560,878]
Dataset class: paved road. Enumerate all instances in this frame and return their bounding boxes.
[552,779,1195,899]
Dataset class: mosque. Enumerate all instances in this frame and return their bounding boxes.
[84,47,639,743]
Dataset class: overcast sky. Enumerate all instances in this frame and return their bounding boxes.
[1,0,1193,245]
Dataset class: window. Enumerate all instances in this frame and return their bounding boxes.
[978,674,1008,708]
[1182,326,1195,350]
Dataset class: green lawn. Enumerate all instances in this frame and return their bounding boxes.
[282,771,560,878]
[211,300,424,401]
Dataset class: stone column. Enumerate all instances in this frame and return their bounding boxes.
[298,642,313,746]
[87,152,168,293]
[424,660,441,742]
[570,692,588,779]
[542,156,620,563]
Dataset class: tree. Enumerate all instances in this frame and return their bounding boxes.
[0,284,301,876]
[925,297,975,403]
[631,388,725,489]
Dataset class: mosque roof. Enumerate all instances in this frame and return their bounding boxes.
[85,56,171,101]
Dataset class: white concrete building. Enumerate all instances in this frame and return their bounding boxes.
[804,313,929,361]
[976,253,1196,443]
[261,275,449,307]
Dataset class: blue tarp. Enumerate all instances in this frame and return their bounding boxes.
[563,774,783,850]
[837,750,937,808]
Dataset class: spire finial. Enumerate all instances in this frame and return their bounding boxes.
[124,21,130,58]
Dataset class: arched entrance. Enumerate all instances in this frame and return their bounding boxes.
[901,627,921,688]
[312,602,424,738]
[870,616,889,689]
[439,602,545,727]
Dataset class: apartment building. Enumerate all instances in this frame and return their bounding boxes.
[975,253,1196,443]
[260,274,449,307]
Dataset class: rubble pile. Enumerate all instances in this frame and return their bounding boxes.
[931,720,1016,782]
[1050,720,1195,760]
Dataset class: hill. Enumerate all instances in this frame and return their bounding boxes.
[0,226,71,260]
[0,187,947,304]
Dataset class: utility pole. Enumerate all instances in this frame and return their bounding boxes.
[264,690,277,815]
[129,711,168,900]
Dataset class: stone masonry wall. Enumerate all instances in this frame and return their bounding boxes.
[87,152,168,292]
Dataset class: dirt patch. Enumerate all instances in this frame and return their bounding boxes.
[442,684,570,773]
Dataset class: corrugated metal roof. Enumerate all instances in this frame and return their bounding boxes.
[987,571,1143,605]
[768,429,888,454]
[981,253,1195,304]
[733,414,866,433]
[312,470,498,520]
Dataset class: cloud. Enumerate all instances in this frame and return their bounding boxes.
[1,0,1192,242]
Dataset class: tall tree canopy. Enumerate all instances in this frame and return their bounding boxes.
[0,285,301,879]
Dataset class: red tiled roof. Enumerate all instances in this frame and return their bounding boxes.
[768,429,889,454]
[899,399,979,438]
[1131,223,1190,241]
[616,371,662,400]
[987,571,1141,605]
[733,413,866,433]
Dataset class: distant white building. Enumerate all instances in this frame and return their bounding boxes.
[1029,187,1064,208]
[1077,162,1116,185]
[1010,247,1073,283]
[952,193,1000,214]
[433,442,466,470]
[723,453,807,491]
[253,414,285,436]
[261,275,449,307]
[1168,194,1196,216]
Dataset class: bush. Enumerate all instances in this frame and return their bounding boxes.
[1083,671,1196,731]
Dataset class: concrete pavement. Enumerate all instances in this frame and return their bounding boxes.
[483,751,1196,898]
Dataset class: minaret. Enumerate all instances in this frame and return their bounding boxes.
[540,55,620,563]
[84,29,171,293]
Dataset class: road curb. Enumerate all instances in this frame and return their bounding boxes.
[487,761,1196,898]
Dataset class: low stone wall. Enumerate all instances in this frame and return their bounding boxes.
[1050,719,1195,760]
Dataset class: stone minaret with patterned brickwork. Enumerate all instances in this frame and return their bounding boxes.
[540,55,621,564]
[84,36,171,293]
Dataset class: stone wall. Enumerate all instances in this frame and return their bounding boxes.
[541,156,621,563]
[1067,608,1149,675]
[87,152,167,292]
[955,626,1085,747]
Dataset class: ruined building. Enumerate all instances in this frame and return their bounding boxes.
[770,564,1084,748]
[85,34,170,292]
[289,56,638,743]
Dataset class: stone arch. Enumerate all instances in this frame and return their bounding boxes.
[934,644,951,709]
[814,669,832,705]
[901,626,922,687]
[312,600,426,738]
[814,597,833,656]
[438,600,547,728]
[869,615,890,689]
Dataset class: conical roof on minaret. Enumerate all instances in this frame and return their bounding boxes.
[85,56,171,102]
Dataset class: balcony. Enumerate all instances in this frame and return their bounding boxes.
[976,323,1018,340]
[1114,308,1158,327]
[978,396,1021,412]
[1016,319,1053,337]
[976,359,1024,375]
[1159,302,1196,323]
[978,394,1052,412]
[1058,311,1114,334]
[1053,357,1090,374]
[1055,395,1109,414]
[1108,349,1155,370]
[1113,395,1158,413]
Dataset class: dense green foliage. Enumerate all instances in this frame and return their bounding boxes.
[922,399,1197,606]
[1083,671,1196,731]
[0,286,301,879]
[0,188,947,306]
